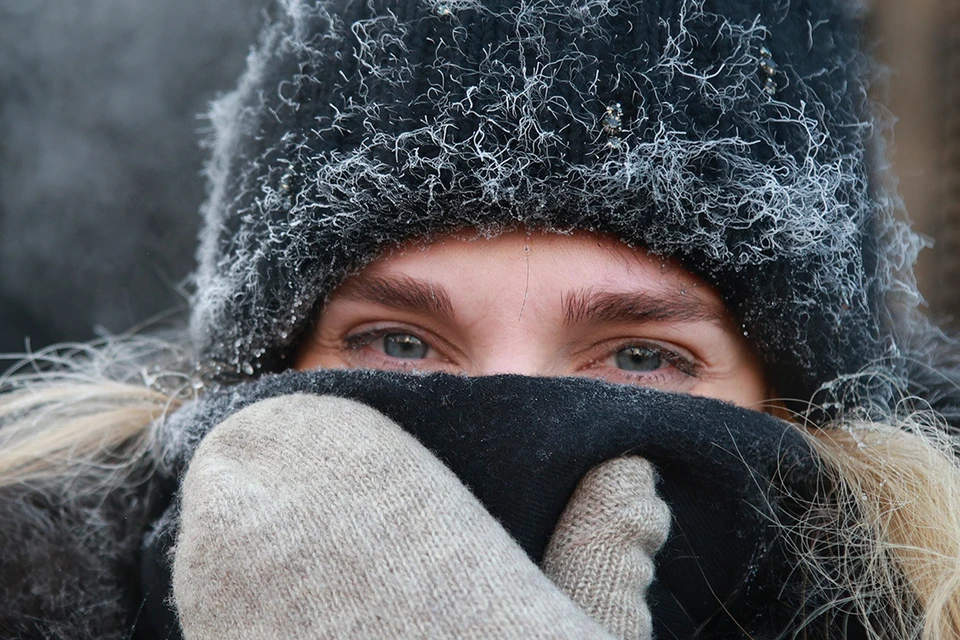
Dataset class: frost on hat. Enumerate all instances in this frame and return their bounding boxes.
[190,0,922,411]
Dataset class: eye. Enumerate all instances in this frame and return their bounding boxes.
[586,340,699,391]
[382,333,429,359]
[342,327,442,368]
[615,346,662,372]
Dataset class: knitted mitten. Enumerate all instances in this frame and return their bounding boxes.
[171,394,668,639]
[543,458,670,640]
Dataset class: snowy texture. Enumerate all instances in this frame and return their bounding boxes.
[190,0,922,408]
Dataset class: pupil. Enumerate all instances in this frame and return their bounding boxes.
[615,347,661,372]
[383,334,428,359]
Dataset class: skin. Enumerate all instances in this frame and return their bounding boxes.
[296,230,770,410]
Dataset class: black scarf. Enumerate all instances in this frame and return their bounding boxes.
[140,371,864,639]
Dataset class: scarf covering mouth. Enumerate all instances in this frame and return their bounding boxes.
[144,371,840,638]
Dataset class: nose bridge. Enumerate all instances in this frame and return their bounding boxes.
[469,329,556,377]
[464,249,560,377]
[474,355,542,376]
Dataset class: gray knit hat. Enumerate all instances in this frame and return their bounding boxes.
[190,0,921,409]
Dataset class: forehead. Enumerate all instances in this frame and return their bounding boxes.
[364,229,719,301]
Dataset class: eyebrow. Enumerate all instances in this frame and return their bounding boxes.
[331,274,726,329]
[331,273,456,320]
[561,288,728,328]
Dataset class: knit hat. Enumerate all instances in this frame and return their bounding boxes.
[190,0,921,410]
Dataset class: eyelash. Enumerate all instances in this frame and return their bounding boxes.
[601,340,698,375]
[341,326,700,384]
[342,326,442,366]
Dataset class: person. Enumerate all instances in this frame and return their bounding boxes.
[2,0,960,638]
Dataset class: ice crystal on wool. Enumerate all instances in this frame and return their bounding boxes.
[190,0,920,404]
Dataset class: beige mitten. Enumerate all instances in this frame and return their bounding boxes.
[542,458,671,640]
[172,394,617,639]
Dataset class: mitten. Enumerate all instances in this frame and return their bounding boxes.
[172,393,619,639]
[543,457,670,640]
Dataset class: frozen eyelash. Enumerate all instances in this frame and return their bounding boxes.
[611,342,700,378]
[342,328,421,352]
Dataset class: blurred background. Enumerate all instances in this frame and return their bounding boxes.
[0,0,264,353]
[869,0,960,326]
[0,0,958,354]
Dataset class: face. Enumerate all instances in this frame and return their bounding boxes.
[296,230,770,410]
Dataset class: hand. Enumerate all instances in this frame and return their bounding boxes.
[543,457,670,640]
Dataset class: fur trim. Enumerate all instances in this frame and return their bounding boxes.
[0,482,151,639]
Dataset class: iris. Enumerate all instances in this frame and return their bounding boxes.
[383,334,428,359]
[615,346,662,372]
